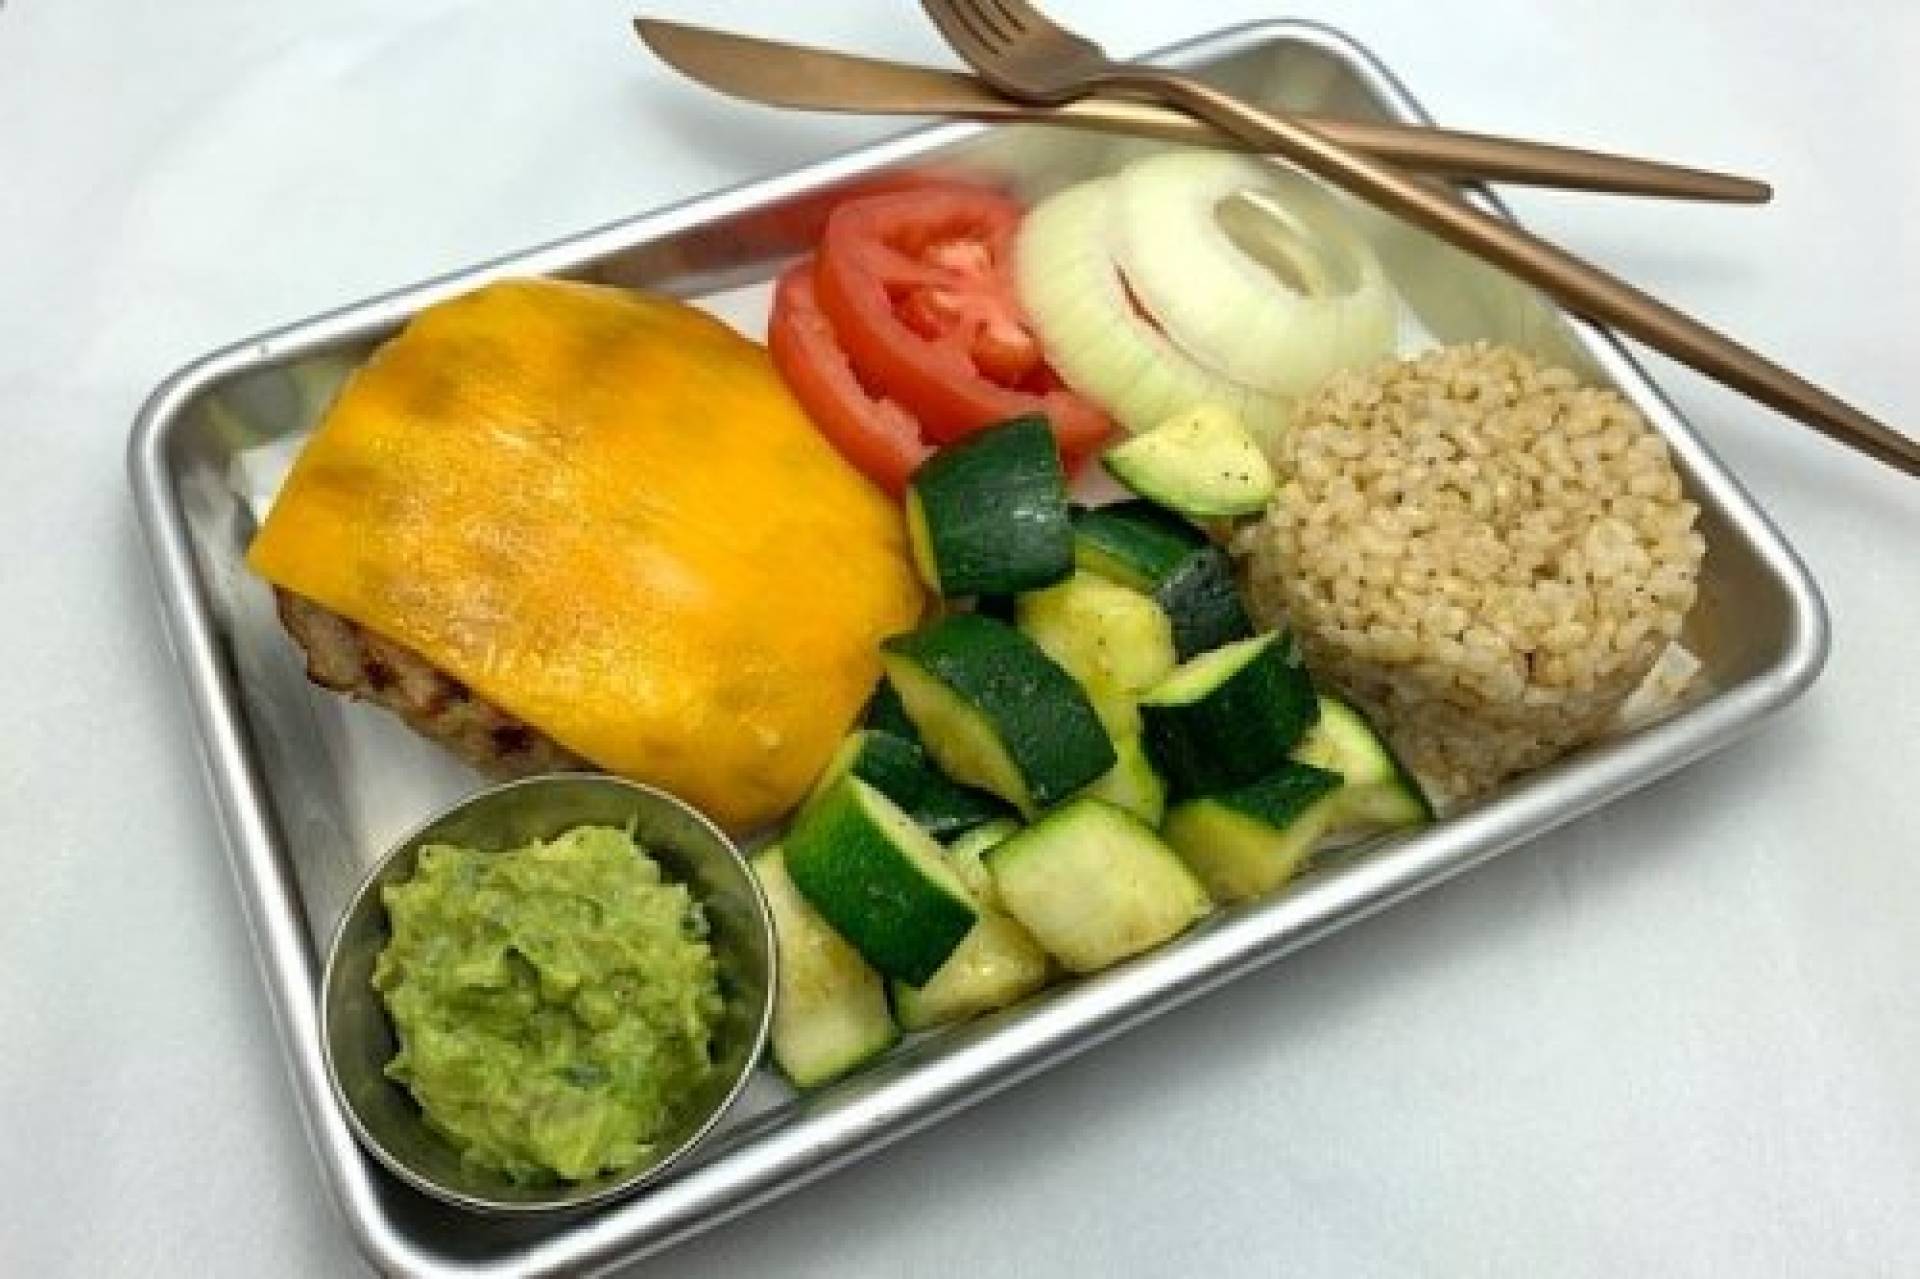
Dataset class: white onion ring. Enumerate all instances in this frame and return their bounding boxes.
[1016,177,1290,444]
[1111,150,1398,399]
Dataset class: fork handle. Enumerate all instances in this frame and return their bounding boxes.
[1103,70,1919,478]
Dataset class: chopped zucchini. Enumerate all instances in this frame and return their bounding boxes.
[987,798,1211,973]
[1102,404,1275,518]
[1157,545,1255,662]
[944,818,1023,907]
[891,911,1052,1032]
[1140,631,1319,797]
[906,416,1073,597]
[1078,732,1167,826]
[807,729,1012,839]
[861,677,921,745]
[1162,763,1343,903]
[1015,571,1178,736]
[1294,694,1434,829]
[784,778,978,987]
[1071,501,1253,659]
[882,613,1116,816]
[891,817,1050,1030]
[754,846,899,1088]
[1071,499,1199,593]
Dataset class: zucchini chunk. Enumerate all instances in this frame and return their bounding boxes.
[1294,694,1434,829]
[891,818,1050,1031]
[784,778,979,987]
[1162,763,1343,903]
[1078,732,1168,827]
[906,415,1073,598]
[753,846,899,1088]
[987,798,1211,973]
[1071,499,1198,593]
[891,828,1053,1033]
[861,677,921,746]
[1140,631,1319,797]
[944,817,1023,907]
[1071,501,1253,659]
[882,613,1117,816]
[891,911,1053,1031]
[1101,404,1275,519]
[1016,571,1177,737]
[807,729,1012,839]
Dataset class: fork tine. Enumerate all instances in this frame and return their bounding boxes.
[952,0,1013,54]
[920,5,965,63]
[924,0,1108,100]
[964,0,1018,43]
[963,0,1106,66]
[980,0,1030,38]
[923,0,1002,62]
[992,0,1083,43]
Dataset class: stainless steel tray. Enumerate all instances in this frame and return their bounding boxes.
[128,20,1828,1277]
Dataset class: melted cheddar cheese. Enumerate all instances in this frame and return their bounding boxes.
[249,279,924,830]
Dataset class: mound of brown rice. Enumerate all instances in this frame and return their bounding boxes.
[1236,342,1704,804]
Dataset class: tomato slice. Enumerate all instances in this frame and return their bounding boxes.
[812,184,1112,458]
[768,263,932,496]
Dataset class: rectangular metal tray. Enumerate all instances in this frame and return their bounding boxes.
[128,20,1828,1277]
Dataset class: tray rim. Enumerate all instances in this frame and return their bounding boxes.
[127,18,1829,1278]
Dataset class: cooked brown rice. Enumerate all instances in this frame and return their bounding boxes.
[1236,342,1705,804]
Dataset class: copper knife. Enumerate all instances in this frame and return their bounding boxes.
[633,18,1769,203]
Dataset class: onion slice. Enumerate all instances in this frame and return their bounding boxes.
[1110,151,1398,399]
[1016,177,1291,444]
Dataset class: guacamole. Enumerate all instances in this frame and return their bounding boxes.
[373,825,724,1184]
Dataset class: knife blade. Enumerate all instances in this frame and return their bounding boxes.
[632,18,1768,203]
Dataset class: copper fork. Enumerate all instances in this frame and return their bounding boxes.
[921,0,1919,478]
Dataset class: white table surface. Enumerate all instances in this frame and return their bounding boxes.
[5,0,1917,1274]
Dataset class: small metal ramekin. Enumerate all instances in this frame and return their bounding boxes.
[319,774,775,1215]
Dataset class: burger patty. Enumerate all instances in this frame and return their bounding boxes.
[276,589,583,777]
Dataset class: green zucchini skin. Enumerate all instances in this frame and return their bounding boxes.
[1071,499,1203,592]
[1293,694,1434,828]
[1141,632,1320,797]
[1070,501,1253,659]
[1159,546,1254,660]
[889,912,1053,1031]
[784,779,978,987]
[907,416,1073,598]
[861,678,921,745]
[882,613,1117,814]
[817,729,1014,839]
[1163,763,1344,903]
[753,846,900,1088]
[1207,761,1344,829]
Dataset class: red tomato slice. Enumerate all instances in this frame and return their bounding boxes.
[812,184,1111,458]
[768,263,931,496]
